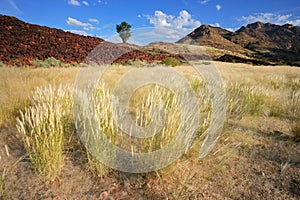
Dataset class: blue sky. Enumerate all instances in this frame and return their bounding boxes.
[1,0,300,44]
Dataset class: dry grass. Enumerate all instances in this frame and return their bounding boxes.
[74,76,211,175]
[0,62,300,199]
[16,85,73,180]
[0,67,77,125]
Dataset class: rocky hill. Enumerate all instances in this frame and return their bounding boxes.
[177,25,247,54]
[0,15,188,66]
[177,22,300,65]
[0,15,106,65]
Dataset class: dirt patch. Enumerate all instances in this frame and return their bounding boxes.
[1,118,299,199]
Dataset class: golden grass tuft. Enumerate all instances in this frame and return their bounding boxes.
[16,85,73,180]
[226,82,266,116]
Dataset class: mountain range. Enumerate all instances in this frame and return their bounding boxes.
[177,22,300,65]
[1,14,299,66]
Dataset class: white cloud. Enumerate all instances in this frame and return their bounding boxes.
[200,0,211,4]
[224,27,238,32]
[8,0,21,13]
[173,10,201,28]
[96,0,107,4]
[289,19,300,25]
[238,13,300,26]
[67,30,88,36]
[216,4,222,11]
[68,0,80,6]
[89,18,99,23]
[66,17,94,30]
[147,10,173,27]
[210,22,220,27]
[144,10,201,40]
[82,1,89,6]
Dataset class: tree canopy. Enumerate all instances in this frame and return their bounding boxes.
[116,21,132,43]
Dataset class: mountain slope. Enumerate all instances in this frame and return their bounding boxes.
[177,22,300,65]
[177,25,248,54]
[0,15,104,65]
[233,22,300,61]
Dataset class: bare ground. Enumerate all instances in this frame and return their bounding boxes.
[0,115,299,199]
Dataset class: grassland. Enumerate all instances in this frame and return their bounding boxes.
[0,62,299,199]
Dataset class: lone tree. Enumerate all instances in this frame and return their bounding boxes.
[116,21,132,43]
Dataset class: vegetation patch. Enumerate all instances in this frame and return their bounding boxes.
[16,85,73,180]
[162,57,182,67]
[33,57,61,68]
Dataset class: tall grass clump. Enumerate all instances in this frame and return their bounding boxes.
[189,76,212,136]
[74,78,212,174]
[289,91,300,141]
[268,74,287,90]
[290,77,300,92]
[226,82,266,116]
[287,78,300,141]
[16,85,72,180]
[74,82,115,177]
[130,85,181,153]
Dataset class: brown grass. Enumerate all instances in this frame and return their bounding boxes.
[0,62,300,199]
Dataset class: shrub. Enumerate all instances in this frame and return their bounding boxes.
[0,61,5,67]
[33,57,61,67]
[202,61,211,65]
[126,59,144,67]
[45,57,61,67]
[162,57,181,67]
[126,59,134,65]
[60,63,69,68]
[70,62,79,67]
[33,59,47,67]
[11,58,19,63]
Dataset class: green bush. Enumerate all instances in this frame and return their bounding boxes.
[202,61,211,65]
[126,59,144,67]
[33,59,47,67]
[33,57,61,67]
[45,57,61,67]
[69,62,79,67]
[11,58,19,63]
[162,57,181,67]
[126,59,134,65]
[0,61,5,67]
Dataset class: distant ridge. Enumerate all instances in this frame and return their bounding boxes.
[177,22,300,65]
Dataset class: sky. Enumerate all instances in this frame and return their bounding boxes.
[1,0,300,45]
